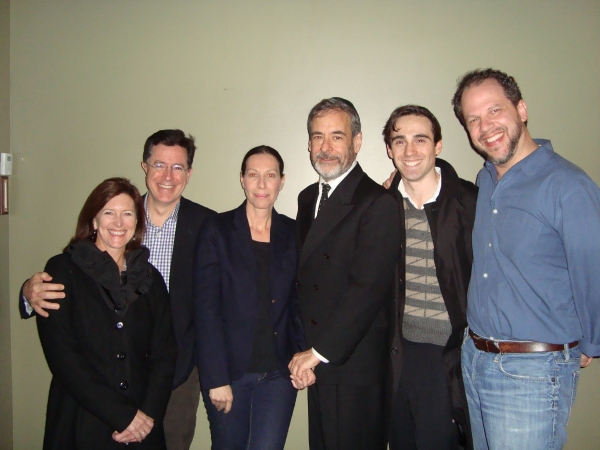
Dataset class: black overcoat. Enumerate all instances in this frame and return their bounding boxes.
[296,163,400,385]
[37,246,177,449]
[21,196,215,390]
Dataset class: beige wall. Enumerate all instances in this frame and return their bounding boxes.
[1,0,13,448]
[7,1,600,448]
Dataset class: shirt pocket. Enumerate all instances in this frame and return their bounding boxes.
[497,211,542,261]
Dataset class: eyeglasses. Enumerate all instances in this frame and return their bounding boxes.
[145,162,189,174]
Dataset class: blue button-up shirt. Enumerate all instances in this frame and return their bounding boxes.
[467,139,600,356]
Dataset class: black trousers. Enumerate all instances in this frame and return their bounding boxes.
[308,381,385,450]
[389,339,460,450]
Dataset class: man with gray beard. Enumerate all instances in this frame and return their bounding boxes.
[289,97,399,449]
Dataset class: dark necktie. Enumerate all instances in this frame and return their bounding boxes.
[318,183,331,215]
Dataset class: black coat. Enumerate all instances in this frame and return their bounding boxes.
[20,196,215,390]
[37,244,177,449]
[389,158,477,449]
[193,202,306,390]
[296,164,400,385]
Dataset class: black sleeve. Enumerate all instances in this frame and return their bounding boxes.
[18,280,35,319]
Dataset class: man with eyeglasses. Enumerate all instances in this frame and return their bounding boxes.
[19,129,215,450]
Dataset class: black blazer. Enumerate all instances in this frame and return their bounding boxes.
[389,158,477,449]
[296,164,400,385]
[168,197,216,388]
[37,251,177,449]
[193,202,305,391]
[20,196,215,390]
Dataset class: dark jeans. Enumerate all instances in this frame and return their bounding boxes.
[202,370,297,450]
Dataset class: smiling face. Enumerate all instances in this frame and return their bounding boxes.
[386,114,441,185]
[461,78,527,169]
[93,193,137,260]
[309,110,362,182]
[142,144,192,209]
[240,153,285,211]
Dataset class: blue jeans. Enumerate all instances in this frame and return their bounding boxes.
[202,370,297,450]
[461,331,581,450]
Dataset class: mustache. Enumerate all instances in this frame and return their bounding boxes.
[313,152,341,162]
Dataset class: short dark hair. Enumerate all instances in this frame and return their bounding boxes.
[241,145,285,176]
[307,97,361,138]
[143,129,196,168]
[66,177,145,253]
[451,68,523,126]
[382,104,442,147]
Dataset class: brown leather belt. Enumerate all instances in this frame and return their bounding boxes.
[468,329,578,354]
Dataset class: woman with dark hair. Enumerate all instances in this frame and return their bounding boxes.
[193,146,308,450]
[36,177,177,449]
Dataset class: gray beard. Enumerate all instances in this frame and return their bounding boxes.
[311,148,355,181]
[313,160,345,181]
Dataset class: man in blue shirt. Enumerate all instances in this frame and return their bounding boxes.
[451,68,600,449]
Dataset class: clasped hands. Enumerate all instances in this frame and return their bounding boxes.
[288,349,319,390]
[112,410,154,444]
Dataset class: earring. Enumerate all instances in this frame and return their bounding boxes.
[92,229,97,240]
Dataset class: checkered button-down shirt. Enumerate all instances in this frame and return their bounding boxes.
[143,195,179,292]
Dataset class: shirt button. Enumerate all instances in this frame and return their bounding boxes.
[488,243,492,247]
[313,285,319,291]
[271,299,275,304]
[116,352,126,360]
[116,322,124,329]
[273,331,278,335]
[483,273,488,278]
[493,209,498,214]
[119,381,129,390]
[324,253,329,259]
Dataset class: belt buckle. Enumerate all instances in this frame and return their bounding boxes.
[486,339,500,353]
